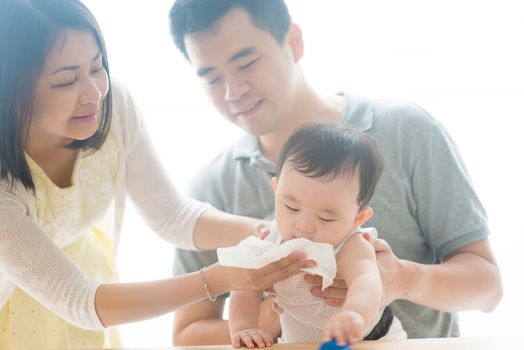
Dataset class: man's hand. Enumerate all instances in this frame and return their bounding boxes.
[362,231,412,306]
[305,231,410,308]
[304,275,348,307]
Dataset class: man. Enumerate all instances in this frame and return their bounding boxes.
[169,0,502,345]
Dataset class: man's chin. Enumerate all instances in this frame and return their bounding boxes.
[236,123,273,137]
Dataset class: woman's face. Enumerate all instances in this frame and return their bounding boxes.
[28,29,108,149]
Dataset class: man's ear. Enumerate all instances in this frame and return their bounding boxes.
[287,23,304,62]
[354,207,374,227]
[271,177,279,193]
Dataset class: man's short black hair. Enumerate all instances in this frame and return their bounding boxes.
[169,0,291,59]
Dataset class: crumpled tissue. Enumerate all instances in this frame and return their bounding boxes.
[217,236,336,290]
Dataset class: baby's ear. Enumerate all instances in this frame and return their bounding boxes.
[271,177,278,193]
[354,207,374,227]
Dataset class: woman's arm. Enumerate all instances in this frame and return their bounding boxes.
[0,192,313,330]
[192,208,266,250]
[95,257,312,327]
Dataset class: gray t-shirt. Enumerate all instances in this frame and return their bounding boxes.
[174,93,489,338]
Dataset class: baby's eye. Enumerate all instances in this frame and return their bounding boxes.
[319,217,335,222]
[285,204,299,212]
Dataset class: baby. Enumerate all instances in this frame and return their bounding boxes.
[228,122,406,348]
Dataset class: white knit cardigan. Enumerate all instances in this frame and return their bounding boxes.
[0,82,210,329]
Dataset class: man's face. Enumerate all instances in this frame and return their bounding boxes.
[184,8,302,136]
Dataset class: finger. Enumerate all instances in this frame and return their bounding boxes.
[327,278,347,289]
[232,335,241,348]
[310,286,347,303]
[264,286,276,295]
[363,233,391,253]
[332,326,346,346]
[240,333,255,348]
[251,333,265,348]
[324,297,345,307]
[255,254,315,289]
[321,328,334,343]
[256,222,271,239]
[262,333,273,346]
[304,274,347,289]
[303,273,323,285]
[272,301,284,314]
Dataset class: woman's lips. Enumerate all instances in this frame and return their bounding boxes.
[71,113,97,123]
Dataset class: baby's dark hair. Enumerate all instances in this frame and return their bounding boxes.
[276,122,384,208]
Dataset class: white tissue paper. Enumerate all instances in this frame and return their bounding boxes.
[217,236,336,290]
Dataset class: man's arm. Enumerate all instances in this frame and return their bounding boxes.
[229,291,273,348]
[173,294,281,345]
[173,299,229,345]
[373,237,502,312]
[310,236,502,313]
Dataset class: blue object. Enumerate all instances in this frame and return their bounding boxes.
[318,339,351,350]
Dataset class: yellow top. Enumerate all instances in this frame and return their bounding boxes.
[1,134,121,349]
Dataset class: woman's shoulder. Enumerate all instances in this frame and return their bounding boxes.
[0,179,34,216]
[108,78,144,151]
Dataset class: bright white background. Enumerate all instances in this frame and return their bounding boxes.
[83,0,524,346]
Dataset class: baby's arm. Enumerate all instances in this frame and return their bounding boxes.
[229,290,273,348]
[323,233,382,345]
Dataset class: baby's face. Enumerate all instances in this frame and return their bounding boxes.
[273,162,369,247]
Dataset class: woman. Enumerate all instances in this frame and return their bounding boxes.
[0,0,314,348]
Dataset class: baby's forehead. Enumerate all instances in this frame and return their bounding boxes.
[283,161,360,184]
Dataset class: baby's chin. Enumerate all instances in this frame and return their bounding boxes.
[282,235,312,242]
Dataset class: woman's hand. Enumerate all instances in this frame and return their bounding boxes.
[227,252,316,291]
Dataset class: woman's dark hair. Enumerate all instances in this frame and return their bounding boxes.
[0,0,112,190]
[169,0,292,60]
[277,122,384,208]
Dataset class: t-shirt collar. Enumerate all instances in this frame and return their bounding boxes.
[232,92,374,169]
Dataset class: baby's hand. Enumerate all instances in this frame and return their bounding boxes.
[231,328,273,348]
[322,310,365,346]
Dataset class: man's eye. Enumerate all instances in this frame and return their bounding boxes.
[239,58,260,70]
[207,76,221,85]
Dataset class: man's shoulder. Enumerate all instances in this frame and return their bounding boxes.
[341,92,443,140]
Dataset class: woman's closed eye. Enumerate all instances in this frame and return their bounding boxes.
[90,65,104,74]
[53,78,77,88]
